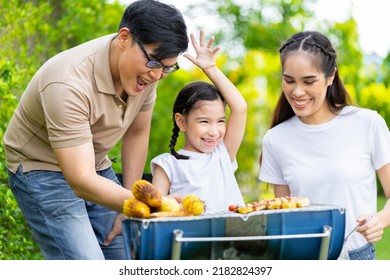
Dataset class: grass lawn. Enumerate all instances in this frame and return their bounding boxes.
[376,195,390,260]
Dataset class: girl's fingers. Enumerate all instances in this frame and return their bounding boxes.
[190,30,218,53]
[212,45,221,55]
[199,29,205,47]
[183,53,195,64]
[189,33,198,49]
[207,36,215,48]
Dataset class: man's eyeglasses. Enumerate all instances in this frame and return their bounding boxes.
[137,40,180,74]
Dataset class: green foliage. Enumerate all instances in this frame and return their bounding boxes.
[382,53,390,87]
[192,0,316,55]
[0,184,43,259]
[0,62,19,184]
[359,83,390,129]
[328,20,364,98]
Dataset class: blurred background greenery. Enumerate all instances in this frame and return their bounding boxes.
[1,0,389,259]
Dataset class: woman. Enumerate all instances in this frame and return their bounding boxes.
[259,31,390,260]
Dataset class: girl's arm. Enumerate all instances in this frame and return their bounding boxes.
[152,164,183,202]
[152,165,171,196]
[184,30,247,161]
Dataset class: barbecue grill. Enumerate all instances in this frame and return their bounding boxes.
[121,204,345,260]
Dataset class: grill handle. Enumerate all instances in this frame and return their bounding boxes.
[171,225,332,260]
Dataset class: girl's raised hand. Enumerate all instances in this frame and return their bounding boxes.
[184,29,221,70]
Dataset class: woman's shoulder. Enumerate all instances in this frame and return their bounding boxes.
[340,106,389,133]
[342,105,382,120]
[265,116,297,137]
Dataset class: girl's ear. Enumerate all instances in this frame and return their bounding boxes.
[174,113,186,132]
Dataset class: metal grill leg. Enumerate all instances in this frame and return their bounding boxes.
[171,229,184,260]
[318,226,332,260]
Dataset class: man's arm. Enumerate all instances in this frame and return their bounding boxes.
[54,141,133,213]
[121,109,153,189]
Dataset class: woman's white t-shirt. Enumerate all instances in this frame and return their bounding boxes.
[259,106,390,251]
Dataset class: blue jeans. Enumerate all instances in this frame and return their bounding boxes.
[349,243,376,260]
[7,165,125,260]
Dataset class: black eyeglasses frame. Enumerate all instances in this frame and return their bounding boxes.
[136,39,180,74]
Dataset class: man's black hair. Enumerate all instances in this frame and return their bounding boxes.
[119,0,188,60]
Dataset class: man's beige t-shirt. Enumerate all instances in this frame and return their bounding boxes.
[4,33,157,173]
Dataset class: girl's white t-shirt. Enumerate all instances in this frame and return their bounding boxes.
[151,142,244,214]
[259,106,390,251]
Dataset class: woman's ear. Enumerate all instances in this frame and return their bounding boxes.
[174,113,186,131]
[327,67,337,86]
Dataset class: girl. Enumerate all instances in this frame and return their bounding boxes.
[151,30,246,214]
[259,31,390,260]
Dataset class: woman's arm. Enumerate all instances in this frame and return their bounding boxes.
[376,163,390,227]
[357,163,390,242]
[273,184,291,198]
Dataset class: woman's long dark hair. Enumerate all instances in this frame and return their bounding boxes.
[169,81,225,159]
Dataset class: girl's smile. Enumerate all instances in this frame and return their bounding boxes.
[178,100,226,153]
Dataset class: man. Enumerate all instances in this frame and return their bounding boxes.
[4,0,188,259]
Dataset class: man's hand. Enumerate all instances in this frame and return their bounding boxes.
[104,213,126,246]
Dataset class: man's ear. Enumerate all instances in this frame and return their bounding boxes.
[174,113,186,131]
[117,27,132,48]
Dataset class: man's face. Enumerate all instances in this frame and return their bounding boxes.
[116,28,178,97]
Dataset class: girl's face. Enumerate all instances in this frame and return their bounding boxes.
[176,99,226,153]
[282,52,335,125]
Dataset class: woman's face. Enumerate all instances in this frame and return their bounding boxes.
[282,52,335,125]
